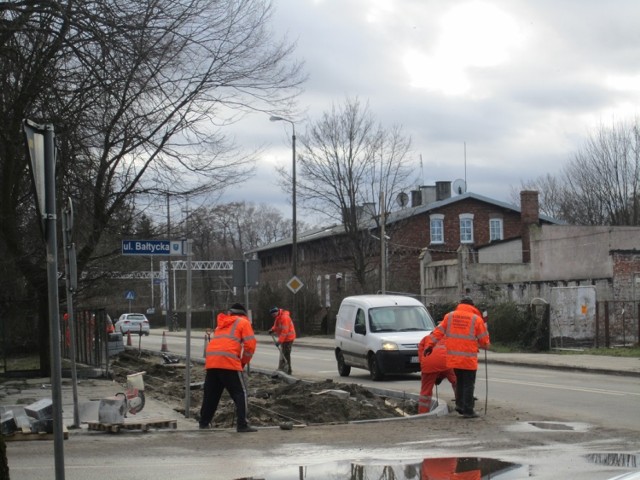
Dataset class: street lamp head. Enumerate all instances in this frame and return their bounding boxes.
[269,116,294,130]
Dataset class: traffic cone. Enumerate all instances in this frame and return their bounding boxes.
[126,330,132,346]
[161,331,168,352]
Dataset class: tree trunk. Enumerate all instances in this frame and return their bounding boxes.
[38,293,50,376]
[0,434,10,479]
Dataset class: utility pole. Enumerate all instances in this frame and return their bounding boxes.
[166,192,173,330]
[380,191,386,294]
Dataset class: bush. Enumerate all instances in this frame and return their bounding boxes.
[429,301,549,352]
[486,302,549,351]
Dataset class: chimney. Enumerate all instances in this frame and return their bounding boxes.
[520,190,539,263]
[435,181,452,201]
[411,189,422,207]
[419,185,436,205]
[356,202,376,223]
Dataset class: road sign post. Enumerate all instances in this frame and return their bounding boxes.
[125,290,136,311]
[24,119,65,480]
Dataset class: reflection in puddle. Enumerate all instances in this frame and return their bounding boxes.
[585,453,640,468]
[234,456,529,479]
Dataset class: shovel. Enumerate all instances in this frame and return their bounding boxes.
[270,333,290,373]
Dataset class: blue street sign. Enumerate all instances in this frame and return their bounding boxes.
[125,290,136,300]
[121,239,183,255]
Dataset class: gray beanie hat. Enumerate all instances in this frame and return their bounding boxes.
[229,303,247,314]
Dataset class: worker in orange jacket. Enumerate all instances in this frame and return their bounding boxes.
[199,303,257,432]
[424,296,490,419]
[417,338,456,414]
[268,306,296,374]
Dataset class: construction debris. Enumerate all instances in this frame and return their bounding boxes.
[109,350,419,428]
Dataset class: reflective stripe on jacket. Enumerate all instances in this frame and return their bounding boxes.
[271,309,296,344]
[426,303,490,371]
[205,312,256,371]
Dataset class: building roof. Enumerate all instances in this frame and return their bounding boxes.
[249,191,562,253]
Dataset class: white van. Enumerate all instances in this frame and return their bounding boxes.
[334,294,435,380]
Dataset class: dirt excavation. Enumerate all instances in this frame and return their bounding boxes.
[109,350,419,427]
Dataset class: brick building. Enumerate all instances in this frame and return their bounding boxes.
[251,182,558,316]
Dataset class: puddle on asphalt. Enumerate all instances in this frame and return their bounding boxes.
[504,420,590,433]
[585,453,640,468]
[528,421,573,430]
[233,456,529,479]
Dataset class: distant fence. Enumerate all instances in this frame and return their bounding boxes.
[596,301,640,348]
[60,308,112,375]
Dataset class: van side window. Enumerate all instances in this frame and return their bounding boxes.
[355,308,366,333]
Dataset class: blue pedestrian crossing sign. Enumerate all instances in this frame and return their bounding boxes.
[125,290,136,300]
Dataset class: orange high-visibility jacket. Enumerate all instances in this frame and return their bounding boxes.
[204,312,256,371]
[271,309,296,344]
[426,303,490,371]
[418,337,451,373]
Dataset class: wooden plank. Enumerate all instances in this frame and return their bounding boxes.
[86,418,177,433]
[5,425,68,442]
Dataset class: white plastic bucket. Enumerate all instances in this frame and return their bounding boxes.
[126,371,146,391]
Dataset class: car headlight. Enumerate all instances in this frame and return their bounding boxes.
[381,341,398,351]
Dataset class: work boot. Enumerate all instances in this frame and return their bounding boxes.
[237,425,257,433]
[199,423,211,430]
[463,411,479,419]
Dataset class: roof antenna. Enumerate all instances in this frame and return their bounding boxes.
[464,142,467,188]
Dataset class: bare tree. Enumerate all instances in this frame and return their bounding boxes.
[0,0,304,372]
[282,97,413,288]
[511,120,640,226]
[509,173,565,219]
[188,201,299,258]
[560,120,640,225]
[183,201,300,307]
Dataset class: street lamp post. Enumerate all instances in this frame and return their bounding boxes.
[270,115,298,324]
[269,116,297,278]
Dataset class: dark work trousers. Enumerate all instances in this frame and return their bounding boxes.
[199,368,249,429]
[454,368,477,415]
[279,341,293,374]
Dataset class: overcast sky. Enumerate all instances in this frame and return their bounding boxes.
[217,0,640,226]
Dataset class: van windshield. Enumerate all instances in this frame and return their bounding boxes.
[368,306,435,333]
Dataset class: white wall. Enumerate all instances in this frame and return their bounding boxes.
[421,224,640,303]
[477,239,523,263]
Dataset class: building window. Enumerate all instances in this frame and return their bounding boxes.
[430,214,444,244]
[489,218,503,241]
[459,213,474,243]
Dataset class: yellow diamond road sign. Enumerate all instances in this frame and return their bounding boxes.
[287,276,304,294]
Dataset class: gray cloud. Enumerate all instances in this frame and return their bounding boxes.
[214,0,640,225]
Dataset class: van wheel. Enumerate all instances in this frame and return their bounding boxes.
[368,355,384,381]
[336,351,351,377]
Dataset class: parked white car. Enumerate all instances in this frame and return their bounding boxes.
[115,313,150,336]
[334,294,435,380]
